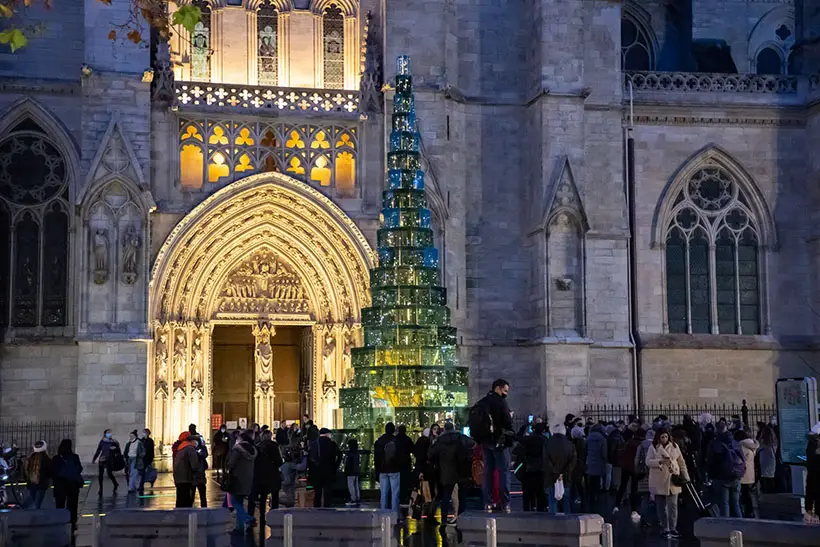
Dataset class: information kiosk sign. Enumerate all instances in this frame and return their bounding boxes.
[776,377,818,465]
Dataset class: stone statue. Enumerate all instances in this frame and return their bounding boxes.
[173,332,187,384]
[156,332,168,383]
[254,324,274,383]
[93,229,109,284]
[121,225,141,285]
[191,334,203,386]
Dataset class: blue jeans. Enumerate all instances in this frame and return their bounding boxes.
[27,486,47,509]
[713,479,742,517]
[482,444,511,508]
[548,483,572,513]
[227,494,253,530]
[127,460,141,491]
[379,472,401,515]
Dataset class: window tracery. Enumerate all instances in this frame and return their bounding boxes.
[664,165,761,335]
[178,117,358,197]
[621,12,654,71]
[257,1,279,86]
[0,124,70,328]
[191,0,212,82]
[322,4,345,89]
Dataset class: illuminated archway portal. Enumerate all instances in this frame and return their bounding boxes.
[149,173,373,447]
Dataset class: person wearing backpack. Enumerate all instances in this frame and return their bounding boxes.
[52,439,83,529]
[374,422,405,518]
[646,428,689,539]
[512,422,548,511]
[706,422,744,518]
[428,421,476,536]
[469,379,514,512]
[585,423,608,515]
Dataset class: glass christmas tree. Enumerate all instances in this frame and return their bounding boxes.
[338,56,468,449]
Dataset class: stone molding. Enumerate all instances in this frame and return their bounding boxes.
[625,71,798,95]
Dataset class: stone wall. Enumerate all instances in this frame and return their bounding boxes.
[0,343,78,421]
[75,340,148,463]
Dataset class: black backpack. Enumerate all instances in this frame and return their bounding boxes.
[383,438,398,469]
[468,398,493,444]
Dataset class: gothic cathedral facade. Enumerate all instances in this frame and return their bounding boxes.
[1,0,818,460]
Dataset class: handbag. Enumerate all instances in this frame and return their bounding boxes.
[671,473,687,487]
[144,465,158,484]
[110,447,126,472]
[410,487,424,520]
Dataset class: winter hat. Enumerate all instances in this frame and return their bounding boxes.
[571,425,585,439]
[645,429,655,442]
[552,423,567,436]
[810,422,820,435]
[33,440,47,453]
[319,427,331,435]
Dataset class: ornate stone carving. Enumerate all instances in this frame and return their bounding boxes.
[155,328,169,396]
[121,224,141,285]
[92,229,109,284]
[153,39,175,104]
[359,11,383,114]
[253,322,276,426]
[173,330,187,388]
[190,331,203,391]
[217,250,311,315]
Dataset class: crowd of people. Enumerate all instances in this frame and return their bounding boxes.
[4,379,820,542]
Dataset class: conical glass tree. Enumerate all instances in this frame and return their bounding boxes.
[338,56,468,450]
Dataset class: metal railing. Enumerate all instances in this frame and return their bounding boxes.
[0,420,76,455]
[581,402,775,428]
[175,81,361,115]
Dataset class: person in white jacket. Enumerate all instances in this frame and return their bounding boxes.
[646,429,689,539]
[735,429,760,518]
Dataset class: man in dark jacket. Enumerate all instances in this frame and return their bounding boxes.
[512,422,548,511]
[308,428,341,508]
[140,428,155,492]
[249,429,283,518]
[585,423,608,515]
[374,422,405,518]
[396,424,415,503]
[428,422,475,529]
[172,431,201,508]
[477,379,513,512]
[212,425,229,477]
[544,423,577,514]
[705,422,743,517]
[226,431,258,533]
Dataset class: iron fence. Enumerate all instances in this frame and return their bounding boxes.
[581,401,775,428]
[0,420,76,456]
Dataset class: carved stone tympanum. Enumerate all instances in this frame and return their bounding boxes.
[218,250,311,315]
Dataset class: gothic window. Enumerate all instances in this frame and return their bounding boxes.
[664,165,761,335]
[0,125,70,328]
[756,47,783,75]
[191,0,211,82]
[257,1,278,86]
[621,14,653,71]
[323,4,345,89]
[178,118,358,196]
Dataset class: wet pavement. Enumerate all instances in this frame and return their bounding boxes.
[20,472,700,546]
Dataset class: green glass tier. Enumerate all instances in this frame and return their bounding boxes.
[350,365,466,387]
[383,189,427,208]
[377,247,438,268]
[381,208,431,229]
[371,286,447,307]
[363,325,456,347]
[362,305,450,328]
[371,265,439,287]
[377,227,434,248]
[351,345,457,368]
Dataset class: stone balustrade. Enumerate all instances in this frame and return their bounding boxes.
[175,81,361,116]
[694,517,820,547]
[458,511,606,547]
[266,508,395,547]
[624,71,798,94]
[0,509,72,547]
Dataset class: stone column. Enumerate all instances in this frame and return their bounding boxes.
[169,322,190,442]
[150,321,171,447]
[188,322,209,433]
[253,322,276,427]
[343,15,358,90]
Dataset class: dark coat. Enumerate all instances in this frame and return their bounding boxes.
[227,441,257,496]
[374,433,405,475]
[427,430,475,487]
[92,438,119,463]
[543,433,577,485]
[172,443,201,485]
[142,437,155,466]
[480,391,513,443]
[254,440,283,492]
[620,437,642,474]
[586,425,608,477]
[308,436,341,484]
[212,430,229,457]
[344,446,361,477]
[124,439,146,471]
[571,436,587,481]
[193,442,209,486]
[414,435,433,476]
[51,453,83,491]
[395,432,415,472]
[512,433,547,473]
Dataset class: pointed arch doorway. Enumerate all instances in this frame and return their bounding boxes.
[148,173,373,448]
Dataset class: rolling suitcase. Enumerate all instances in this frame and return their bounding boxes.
[685,482,720,518]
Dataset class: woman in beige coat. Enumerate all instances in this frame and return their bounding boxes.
[646,428,689,539]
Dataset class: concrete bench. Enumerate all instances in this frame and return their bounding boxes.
[694,517,820,547]
[0,509,72,547]
[759,493,805,522]
[99,508,230,547]
[266,508,395,547]
[458,512,605,547]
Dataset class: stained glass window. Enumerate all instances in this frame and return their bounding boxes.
[257,1,278,86]
[621,14,653,71]
[0,122,70,328]
[191,0,211,82]
[664,164,762,335]
[323,4,345,89]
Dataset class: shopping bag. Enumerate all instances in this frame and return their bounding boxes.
[553,478,565,501]
[421,480,432,503]
[144,465,158,484]
[410,488,424,520]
